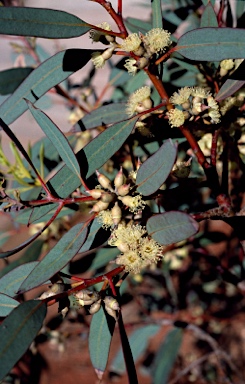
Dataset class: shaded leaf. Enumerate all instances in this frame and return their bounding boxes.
[110,324,161,375]
[109,67,131,87]
[89,247,120,271]
[177,28,245,61]
[151,0,163,28]
[79,218,102,253]
[147,211,199,245]
[0,262,39,297]
[0,300,46,381]
[89,307,115,379]
[200,3,218,27]
[136,139,177,196]
[0,49,93,126]
[19,223,88,293]
[0,7,90,38]
[215,79,245,101]
[124,17,152,35]
[27,101,81,179]
[0,67,33,95]
[0,294,19,317]
[153,327,183,384]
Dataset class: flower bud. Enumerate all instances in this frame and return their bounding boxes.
[96,170,113,191]
[117,184,130,196]
[118,195,134,207]
[89,300,102,314]
[100,192,116,203]
[104,296,120,310]
[114,167,125,189]
[111,202,122,225]
[91,200,110,213]
[88,189,104,199]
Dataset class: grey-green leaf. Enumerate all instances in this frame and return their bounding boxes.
[147,211,199,245]
[27,101,81,179]
[89,307,115,379]
[0,294,19,317]
[80,103,128,129]
[0,7,90,38]
[19,223,88,293]
[200,3,218,27]
[0,49,93,126]
[110,324,161,375]
[0,300,47,381]
[151,0,163,29]
[177,28,245,61]
[153,327,183,384]
[0,262,39,297]
[136,139,177,196]
[0,67,33,95]
[215,79,245,101]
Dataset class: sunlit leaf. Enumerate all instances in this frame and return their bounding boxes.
[26,101,81,180]
[136,139,177,196]
[0,67,33,95]
[89,307,115,379]
[80,103,128,130]
[0,49,93,126]
[153,327,183,384]
[0,300,46,381]
[177,28,245,61]
[0,262,39,297]
[110,324,161,375]
[0,294,19,317]
[0,7,90,38]
[200,3,218,27]
[147,211,199,245]
[19,223,88,293]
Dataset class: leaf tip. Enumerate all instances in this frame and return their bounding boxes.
[95,368,104,380]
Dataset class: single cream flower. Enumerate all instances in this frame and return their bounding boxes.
[120,33,142,52]
[143,28,171,54]
[126,86,152,116]
[167,108,186,127]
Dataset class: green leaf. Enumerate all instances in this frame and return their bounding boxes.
[81,103,128,129]
[125,70,148,94]
[215,79,245,101]
[0,49,93,126]
[0,294,19,317]
[110,324,161,375]
[153,327,183,384]
[77,116,138,179]
[89,247,120,271]
[124,17,152,35]
[27,101,81,180]
[109,67,131,87]
[176,28,245,61]
[0,262,39,297]
[0,7,90,38]
[200,3,218,27]
[79,218,103,253]
[136,139,177,196]
[89,307,115,379]
[0,67,33,95]
[0,240,43,279]
[147,211,199,245]
[0,300,47,381]
[151,0,163,28]
[19,223,88,293]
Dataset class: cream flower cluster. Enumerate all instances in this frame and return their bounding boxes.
[88,167,146,229]
[167,86,221,128]
[126,86,152,117]
[108,222,163,273]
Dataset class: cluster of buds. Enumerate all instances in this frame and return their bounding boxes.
[88,166,146,228]
[167,86,221,128]
[69,290,120,320]
[108,222,163,273]
[171,158,192,179]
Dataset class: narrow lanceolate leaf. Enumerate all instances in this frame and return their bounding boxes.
[0,7,90,38]
[0,300,47,381]
[80,116,138,179]
[19,223,88,293]
[153,328,183,384]
[151,0,163,29]
[136,139,177,196]
[110,325,161,375]
[89,308,115,380]
[0,294,19,317]
[80,103,128,130]
[0,49,93,126]
[0,262,39,297]
[147,211,199,245]
[27,101,81,179]
[0,67,33,95]
[200,3,218,27]
[176,28,245,61]
[215,79,245,101]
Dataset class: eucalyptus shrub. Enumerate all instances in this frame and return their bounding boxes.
[0,0,245,383]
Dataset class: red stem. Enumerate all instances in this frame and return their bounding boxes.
[211,130,219,167]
